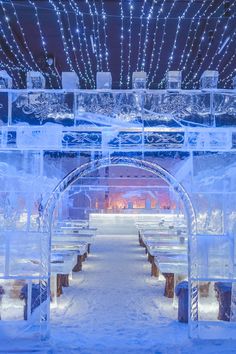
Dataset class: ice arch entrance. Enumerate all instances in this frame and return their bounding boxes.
[42,156,197,333]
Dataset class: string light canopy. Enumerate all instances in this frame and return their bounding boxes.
[0,0,235,89]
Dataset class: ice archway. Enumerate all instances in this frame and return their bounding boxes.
[42,156,196,234]
[41,155,197,338]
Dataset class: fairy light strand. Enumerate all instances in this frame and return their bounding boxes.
[136,0,147,72]
[148,0,178,88]
[140,1,155,73]
[159,0,195,88]
[69,0,95,87]
[183,1,236,88]
[146,1,166,85]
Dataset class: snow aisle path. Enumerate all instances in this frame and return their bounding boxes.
[50,235,236,354]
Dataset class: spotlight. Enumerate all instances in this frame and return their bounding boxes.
[166,71,182,91]
[26,71,46,89]
[96,72,112,89]
[200,70,219,90]
[62,72,80,89]
[132,72,147,90]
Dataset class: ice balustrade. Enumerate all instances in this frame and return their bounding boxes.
[0,89,234,126]
[0,89,235,152]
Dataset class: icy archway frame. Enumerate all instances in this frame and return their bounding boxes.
[42,156,197,234]
[42,155,197,336]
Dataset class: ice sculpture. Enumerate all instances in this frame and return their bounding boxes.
[166,70,182,90]
[62,72,80,89]
[200,70,219,89]
[132,72,147,89]
[96,72,112,89]
[26,71,46,89]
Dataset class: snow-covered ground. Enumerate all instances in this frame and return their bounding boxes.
[49,234,236,354]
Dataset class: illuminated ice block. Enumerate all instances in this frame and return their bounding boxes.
[132,72,147,89]
[62,71,80,89]
[166,71,182,90]
[200,70,219,89]
[233,76,236,89]
[0,70,12,89]
[26,71,45,89]
[96,72,112,89]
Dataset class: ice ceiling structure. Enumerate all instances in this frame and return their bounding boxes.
[0,0,235,89]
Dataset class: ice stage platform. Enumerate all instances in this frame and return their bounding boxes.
[89,213,185,235]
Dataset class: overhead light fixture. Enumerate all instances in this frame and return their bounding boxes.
[62,72,80,89]
[26,71,45,89]
[132,72,147,89]
[46,55,55,66]
[200,70,219,90]
[166,71,182,91]
[96,72,112,89]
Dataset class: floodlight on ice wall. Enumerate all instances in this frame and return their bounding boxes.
[200,70,219,89]
[27,71,46,89]
[62,72,80,89]
[96,72,112,89]
[166,70,182,90]
[132,72,147,89]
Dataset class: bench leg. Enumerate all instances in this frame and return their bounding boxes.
[199,282,210,297]
[87,243,91,254]
[57,274,63,297]
[72,255,83,272]
[138,233,145,248]
[163,273,175,298]
[151,260,159,277]
[148,252,153,263]
[61,274,69,287]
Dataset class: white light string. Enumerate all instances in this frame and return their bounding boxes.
[57,0,87,84]
[136,0,147,72]
[71,0,95,87]
[140,1,155,73]
[146,0,167,87]
[159,0,195,88]
[119,0,124,88]
[148,0,178,88]
[28,0,55,88]
[69,0,95,87]
[183,1,236,88]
